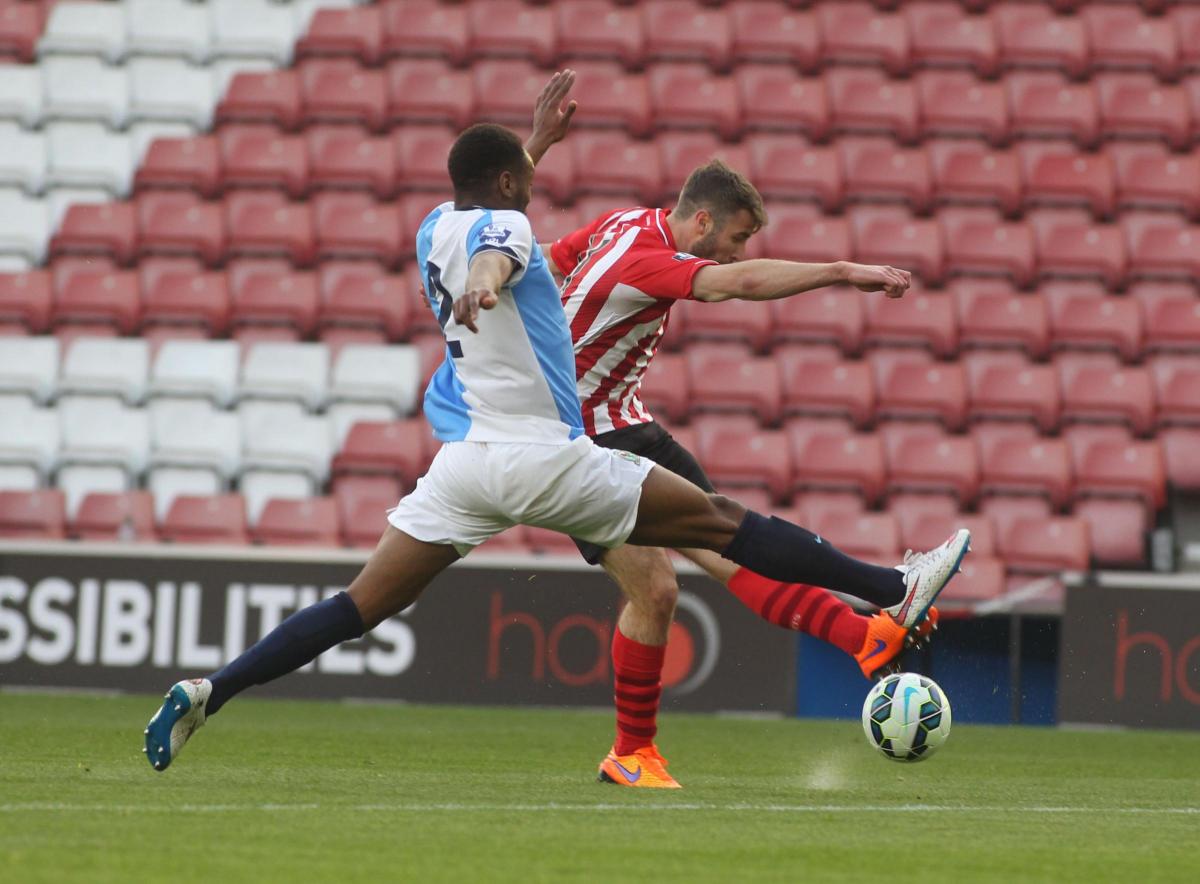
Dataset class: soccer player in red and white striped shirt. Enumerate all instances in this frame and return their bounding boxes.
[542,162,941,788]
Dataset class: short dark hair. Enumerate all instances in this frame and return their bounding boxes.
[447,123,528,197]
[674,159,768,230]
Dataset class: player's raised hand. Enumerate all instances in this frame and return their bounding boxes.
[526,69,578,164]
[843,263,912,299]
[454,288,499,334]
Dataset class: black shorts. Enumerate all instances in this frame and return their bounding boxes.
[573,422,715,565]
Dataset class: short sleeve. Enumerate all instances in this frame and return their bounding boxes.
[549,209,620,276]
[467,210,533,272]
[618,247,718,301]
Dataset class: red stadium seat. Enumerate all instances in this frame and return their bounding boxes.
[992,3,1089,78]
[306,128,396,199]
[49,201,137,266]
[686,344,782,425]
[906,2,999,77]
[1095,73,1190,151]
[1048,293,1142,361]
[0,489,66,539]
[0,2,43,62]
[966,354,1060,432]
[788,422,887,503]
[313,192,405,268]
[826,68,920,144]
[817,2,911,76]
[916,71,1008,145]
[927,141,1021,216]
[333,474,403,548]
[1072,498,1148,568]
[771,284,864,353]
[569,132,662,204]
[978,433,1072,508]
[160,494,249,545]
[1108,143,1200,218]
[380,0,468,65]
[224,191,315,266]
[730,2,819,71]
[472,59,558,128]
[978,490,1052,538]
[863,289,958,357]
[136,192,226,266]
[638,351,690,425]
[839,138,932,212]
[1160,427,1200,490]
[999,515,1090,573]
[228,263,318,337]
[215,70,302,130]
[1082,6,1180,81]
[791,490,869,527]
[894,505,996,559]
[556,0,645,68]
[1029,213,1126,288]
[140,261,230,335]
[333,418,437,490]
[750,140,841,211]
[299,60,387,132]
[880,422,980,504]
[392,125,457,193]
[642,0,733,71]
[0,269,52,333]
[1172,6,1200,73]
[647,64,740,140]
[951,280,1049,356]
[1017,143,1115,218]
[850,208,945,284]
[777,350,874,428]
[694,416,792,503]
[1058,361,1156,435]
[568,60,653,137]
[296,5,384,66]
[1151,356,1200,424]
[939,554,1005,603]
[72,491,156,542]
[318,261,412,341]
[522,196,585,247]
[657,133,751,195]
[218,127,308,198]
[677,297,772,353]
[466,0,557,67]
[384,58,474,130]
[1006,72,1099,147]
[806,510,901,564]
[1145,297,1200,354]
[1122,214,1200,282]
[736,65,831,141]
[135,135,221,198]
[253,496,341,547]
[1069,435,1166,512]
[52,267,140,334]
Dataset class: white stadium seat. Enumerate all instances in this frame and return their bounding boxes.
[42,57,130,128]
[0,336,59,404]
[150,340,242,408]
[0,127,48,194]
[210,0,298,64]
[240,342,330,411]
[327,401,396,448]
[329,344,421,414]
[148,466,223,520]
[59,398,150,476]
[59,337,150,404]
[0,66,44,128]
[57,464,130,517]
[0,465,40,491]
[241,412,333,483]
[39,1,128,62]
[129,58,217,129]
[0,190,50,264]
[240,469,314,523]
[0,401,60,480]
[45,123,134,196]
[125,0,213,63]
[145,397,217,429]
[151,406,241,480]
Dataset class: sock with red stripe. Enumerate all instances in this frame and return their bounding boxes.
[611,627,665,756]
[726,567,869,656]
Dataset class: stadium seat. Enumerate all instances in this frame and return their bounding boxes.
[0,269,52,333]
[465,0,557,66]
[380,0,468,65]
[916,71,1008,145]
[939,554,1006,603]
[333,419,436,490]
[241,410,333,486]
[978,491,1052,538]
[0,335,58,404]
[208,0,296,65]
[1058,362,1156,435]
[299,59,387,132]
[826,68,920,144]
[637,352,689,425]
[771,284,864,353]
[676,296,771,353]
[556,0,645,68]
[0,400,59,481]
[147,466,222,520]
[939,210,1032,287]
[1095,73,1190,151]
[42,56,129,129]
[296,4,384,66]
[225,191,315,266]
[1152,356,1200,425]
[0,127,46,194]
[1122,214,1200,282]
[136,192,226,266]
[788,422,887,503]
[392,125,457,192]
[228,263,319,337]
[1073,498,1148,568]
[1006,72,1100,147]
[850,208,945,285]
[1017,144,1115,218]
[952,280,1049,357]
[384,58,474,131]
[643,0,733,71]
[805,510,901,565]
[647,64,740,141]
[317,261,411,341]
[1108,143,1200,218]
[128,58,215,129]
[751,144,841,212]
[966,355,1060,432]
[216,70,302,131]
[927,141,1022,216]
[992,4,1089,78]
[658,132,751,192]
[40,1,126,61]
[71,491,157,542]
[1048,294,1142,361]
[1068,435,1166,512]
[239,341,328,411]
[906,2,999,77]
[51,267,140,335]
[570,132,662,204]
[337,474,401,548]
[1082,6,1180,81]
[0,2,44,63]
[139,260,229,335]
[791,490,869,526]
[0,191,49,265]
[134,136,221,198]
[686,345,782,425]
[694,416,791,503]
[1160,427,1200,490]
[312,192,404,267]
[218,127,308,198]
[54,462,132,517]
[48,202,137,266]
[777,350,874,427]
[817,2,910,76]
[900,509,996,560]
[0,63,42,128]
[151,404,240,482]
[730,2,819,71]
[59,397,150,478]
[736,66,831,141]
[568,60,652,138]
[0,489,66,539]
[148,339,240,407]
[59,337,149,404]
[306,128,397,199]
[160,493,249,545]
[239,470,316,524]
[863,290,957,357]
[839,138,932,212]
[999,515,1090,573]
[45,122,132,197]
[253,496,341,547]
[472,59,556,129]
[329,344,420,415]
[978,433,1072,508]
[1172,5,1200,73]
[880,422,980,504]
[124,0,211,63]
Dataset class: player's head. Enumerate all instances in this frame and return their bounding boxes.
[448,123,534,212]
[671,160,767,264]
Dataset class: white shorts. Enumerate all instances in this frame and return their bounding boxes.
[387,436,655,556]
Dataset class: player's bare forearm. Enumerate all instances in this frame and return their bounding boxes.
[691,260,911,303]
[525,69,578,165]
[456,251,515,333]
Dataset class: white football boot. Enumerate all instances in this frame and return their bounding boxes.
[143,678,211,772]
[886,529,971,629]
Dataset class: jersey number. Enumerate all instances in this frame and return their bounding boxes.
[425,261,463,358]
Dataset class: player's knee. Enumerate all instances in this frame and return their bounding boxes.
[641,567,679,622]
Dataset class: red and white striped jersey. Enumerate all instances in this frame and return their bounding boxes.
[550,207,716,436]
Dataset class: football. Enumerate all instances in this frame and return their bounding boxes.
[862,672,952,762]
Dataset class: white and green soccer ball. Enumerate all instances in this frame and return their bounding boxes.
[861,672,952,762]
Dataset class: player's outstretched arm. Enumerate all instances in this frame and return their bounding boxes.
[454,251,515,333]
[525,69,577,166]
[691,260,911,303]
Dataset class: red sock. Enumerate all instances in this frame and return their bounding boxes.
[611,627,665,756]
[727,567,869,656]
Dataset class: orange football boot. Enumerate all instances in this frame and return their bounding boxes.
[598,744,682,789]
[854,606,940,681]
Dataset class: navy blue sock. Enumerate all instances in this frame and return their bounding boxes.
[206,591,365,717]
[721,511,906,608]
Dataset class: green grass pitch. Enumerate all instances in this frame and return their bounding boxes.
[2,692,1198,883]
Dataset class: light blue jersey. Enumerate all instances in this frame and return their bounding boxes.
[415,202,585,444]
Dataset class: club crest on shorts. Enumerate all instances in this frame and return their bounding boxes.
[615,451,642,465]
